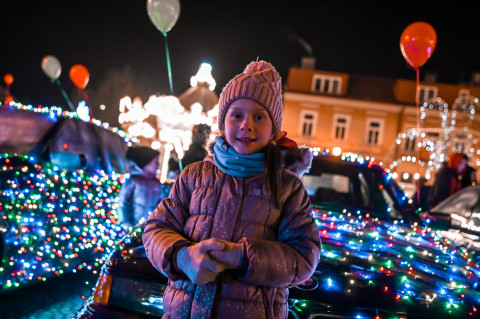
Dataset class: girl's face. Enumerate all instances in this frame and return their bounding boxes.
[223,99,273,155]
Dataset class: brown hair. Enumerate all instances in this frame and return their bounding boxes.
[264,142,282,209]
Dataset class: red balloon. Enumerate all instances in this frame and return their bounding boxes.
[4,74,14,85]
[400,21,437,69]
[69,64,90,89]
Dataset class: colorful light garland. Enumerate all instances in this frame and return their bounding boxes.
[301,203,480,317]
[0,101,144,291]
[0,153,128,290]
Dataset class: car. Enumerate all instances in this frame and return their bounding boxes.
[75,153,480,319]
[0,103,135,292]
[424,185,480,250]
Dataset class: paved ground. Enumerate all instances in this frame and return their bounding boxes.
[0,269,99,319]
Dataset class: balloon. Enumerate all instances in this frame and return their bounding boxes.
[69,64,90,90]
[146,0,180,33]
[400,21,437,69]
[4,74,13,85]
[41,55,62,80]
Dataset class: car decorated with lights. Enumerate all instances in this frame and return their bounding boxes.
[76,152,480,319]
[424,184,480,251]
[0,102,141,292]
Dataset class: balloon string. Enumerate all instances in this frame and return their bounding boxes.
[54,79,75,112]
[82,90,93,117]
[416,68,420,131]
[162,31,174,95]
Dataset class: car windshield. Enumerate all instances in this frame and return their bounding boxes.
[0,107,55,155]
[301,157,412,220]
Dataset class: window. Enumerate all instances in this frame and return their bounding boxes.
[300,111,317,137]
[312,74,342,94]
[457,89,471,108]
[366,119,384,145]
[418,85,437,103]
[333,115,350,141]
[427,132,439,140]
[404,136,416,152]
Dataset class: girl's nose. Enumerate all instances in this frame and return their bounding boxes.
[240,119,253,131]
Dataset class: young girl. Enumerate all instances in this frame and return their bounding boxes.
[143,60,321,319]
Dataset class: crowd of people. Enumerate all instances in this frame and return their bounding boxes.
[412,152,477,212]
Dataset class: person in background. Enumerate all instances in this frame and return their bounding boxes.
[427,152,468,210]
[117,145,164,228]
[181,124,210,167]
[143,60,321,319]
[167,150,180,180]
[460,159,477,189]
[411,177,431,212]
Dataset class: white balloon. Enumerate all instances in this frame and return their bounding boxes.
[41,55,62,80]
[146,0,180,33]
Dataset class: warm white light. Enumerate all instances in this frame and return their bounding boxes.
[332,147,342,156]
[128,122,156,138]
[151,141,161,150]
[144,95,184,122]
[117,65,220,177]
[190,63,216,90]
[76,101,90,122]
[118,96,148,124]
[119,96,132,113]
[161,144,173,183]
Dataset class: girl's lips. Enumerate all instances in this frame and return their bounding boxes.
[237,138,256,144]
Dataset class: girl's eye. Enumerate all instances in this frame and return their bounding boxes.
[256,114,265,120]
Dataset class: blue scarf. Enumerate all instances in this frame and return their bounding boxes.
[213,137,265,177]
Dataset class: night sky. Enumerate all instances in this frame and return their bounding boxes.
[2,1,480,108]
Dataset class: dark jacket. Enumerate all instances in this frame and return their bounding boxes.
[143,147,321,319]
[117,161,164,227]
[427,166,458,210]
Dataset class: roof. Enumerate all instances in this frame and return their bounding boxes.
[178,82,219,112]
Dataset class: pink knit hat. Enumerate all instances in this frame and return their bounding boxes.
[217,60,283,139]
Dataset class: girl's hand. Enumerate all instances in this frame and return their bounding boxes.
[176,239,227,284]
[209,240,245,271]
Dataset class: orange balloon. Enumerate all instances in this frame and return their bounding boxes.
[69,64,90,89]
[400,21,437,69]
[4,74,14,85]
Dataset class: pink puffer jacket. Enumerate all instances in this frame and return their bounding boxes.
[143,151,321,319]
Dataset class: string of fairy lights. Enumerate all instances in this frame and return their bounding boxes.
[0,101,143,290]
[0,153,127,290]
[310,206,480,317]
[3,100,139,144]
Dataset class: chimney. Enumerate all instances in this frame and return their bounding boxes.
[301,57,316,70]
[471,72,480,85]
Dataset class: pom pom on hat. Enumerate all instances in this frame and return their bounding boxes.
[217,60,283,139]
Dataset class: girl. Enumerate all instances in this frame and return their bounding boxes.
[143,60,321,319]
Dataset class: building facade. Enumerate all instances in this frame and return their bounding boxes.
[282,65,480,195]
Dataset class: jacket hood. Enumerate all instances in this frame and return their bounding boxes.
[206,140,313,178]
